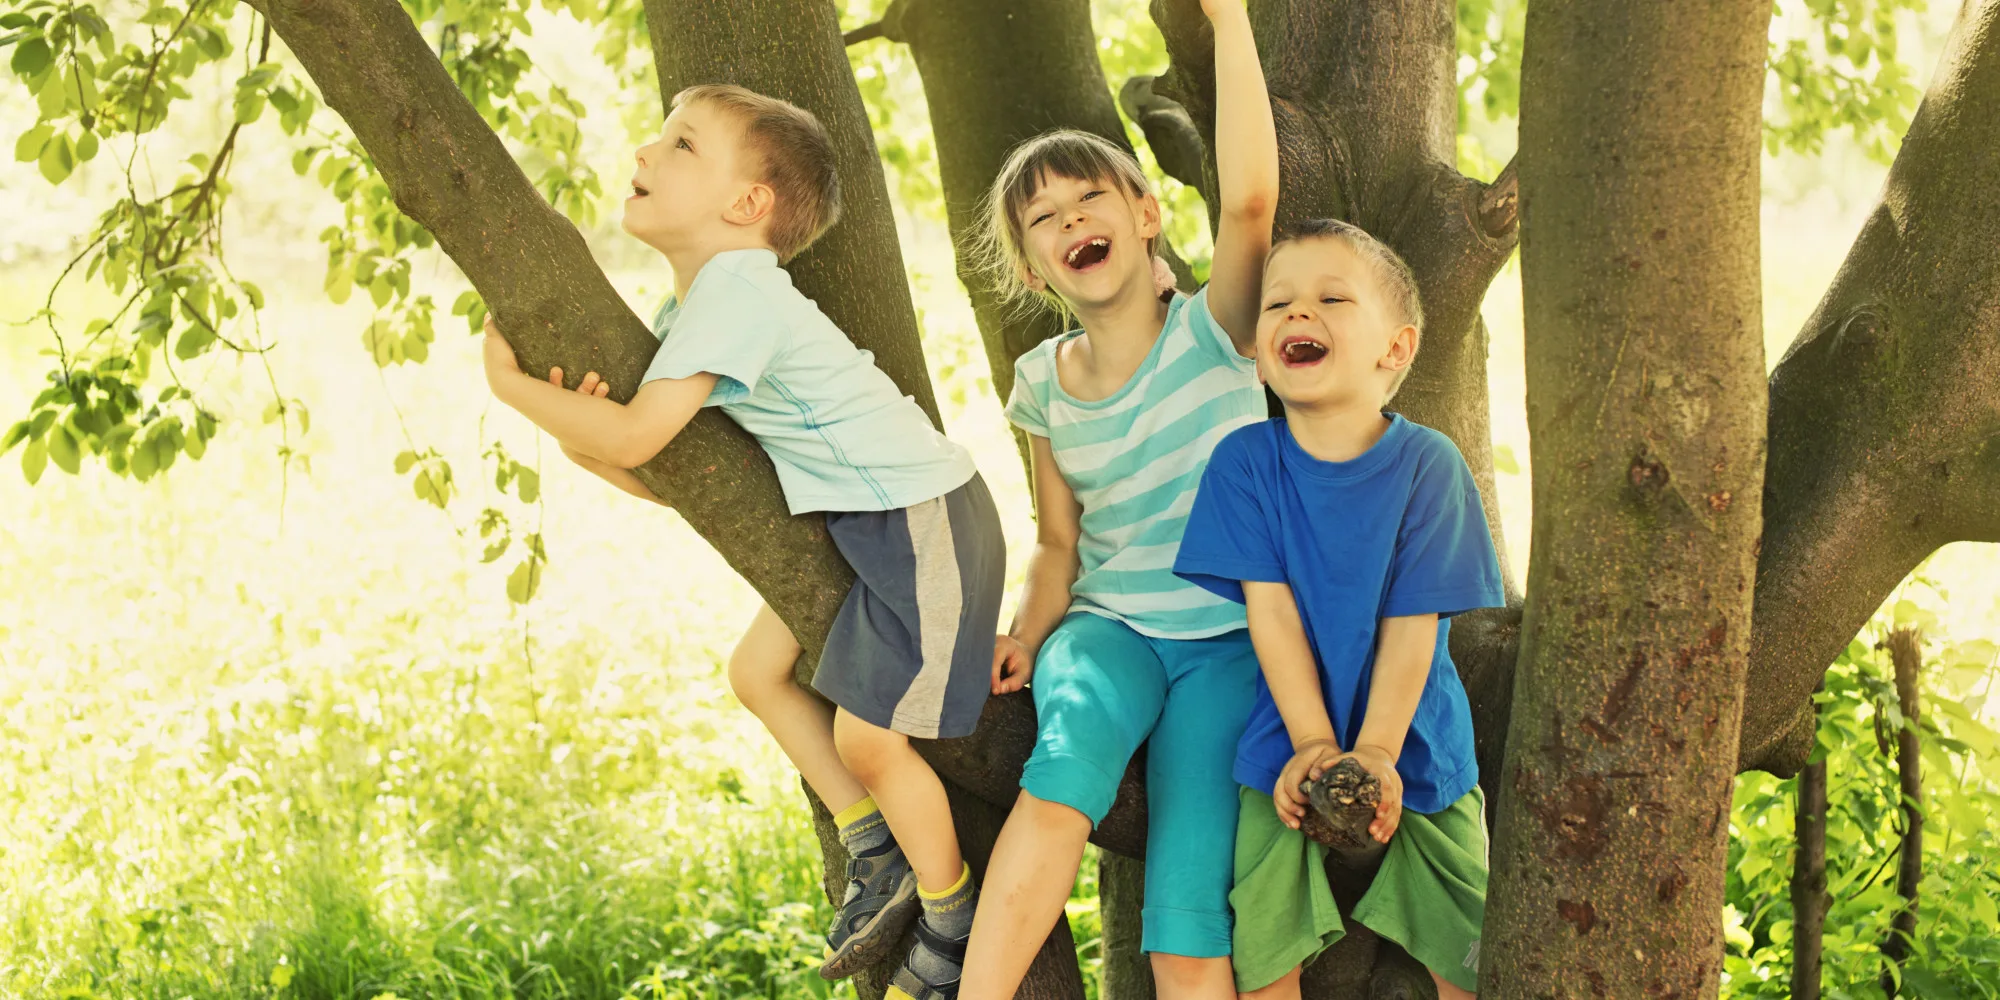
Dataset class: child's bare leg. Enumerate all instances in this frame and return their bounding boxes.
[957,790,1094,1000]
[830,708,962,890]
[727,602,867,813]
[1151,953,1236,999]
[1432,970,1474,1000]
[1238,966,1301,1000]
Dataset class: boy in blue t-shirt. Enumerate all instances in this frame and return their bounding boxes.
[1173,219,1506,998]
[480,85,1005,996]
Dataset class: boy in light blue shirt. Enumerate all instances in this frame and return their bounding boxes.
[481,84,1005,996]
[1174,219,1506,998]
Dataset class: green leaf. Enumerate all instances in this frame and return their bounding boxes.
[1493,444,1520,476]
[174,325,214,360]
[130,437,158,481]
[403,330,428,364]
[37,132,74,184]
[21,439,47,485]
[10,37,51,76]
[72,129,98,164]
[324,262,353,305]
[481,537,509,563]
[14,124,53,163]
[505,557,541,604]
[362,319,401,366]
[394,450,418,474]
[47,425,80,474]
[1,420,28,455]
[513,467,539,504]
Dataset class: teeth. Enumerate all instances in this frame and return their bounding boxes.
[1066,238,1109,267]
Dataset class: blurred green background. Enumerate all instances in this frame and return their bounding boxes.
[2,1,1996,997]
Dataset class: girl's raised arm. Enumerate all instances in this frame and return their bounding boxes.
[1203,0,1279,356]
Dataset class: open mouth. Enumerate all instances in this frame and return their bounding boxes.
[1278,334,1329,367]
[630,180,651,199]
[1064,237,1111,271]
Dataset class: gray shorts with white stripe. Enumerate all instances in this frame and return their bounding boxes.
[812,473,1006,740]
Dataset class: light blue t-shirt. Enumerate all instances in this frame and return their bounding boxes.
[1173,415,1506,813]
[643,249,977,515]
[1003,288,1265,639]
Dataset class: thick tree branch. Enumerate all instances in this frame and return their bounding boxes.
[1478,156,1520,239]
[244,0,857,655]
[1741,0,2000,774]
[1118,74,1207,194]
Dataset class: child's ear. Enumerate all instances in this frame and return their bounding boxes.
[1135,191,1163,241]
[1380,324,1420,372]
[1019,262,1048,293]
[727,181,777,229]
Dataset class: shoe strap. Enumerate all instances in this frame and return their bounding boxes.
[913,917,968,963]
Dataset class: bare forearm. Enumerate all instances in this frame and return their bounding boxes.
[562,445,664,505]
[1008,542,1079,656]
[1354,615,1438,760]
[1211,5,1278,223]
[494,371,656,466]
[1246,582,1337,747]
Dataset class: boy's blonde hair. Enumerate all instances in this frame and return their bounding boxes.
[672,84,841,263]
[976,129,1159,318]
[1272,219,1425,402]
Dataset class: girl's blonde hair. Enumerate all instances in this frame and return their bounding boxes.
[975,129,1160,318]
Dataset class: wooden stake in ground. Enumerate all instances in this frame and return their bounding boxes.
[1881,627,1924,996]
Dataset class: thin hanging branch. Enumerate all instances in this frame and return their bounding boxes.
[1881,627,1925,995]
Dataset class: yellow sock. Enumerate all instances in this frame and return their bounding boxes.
[832,796,878,831]
[920,862,973,901]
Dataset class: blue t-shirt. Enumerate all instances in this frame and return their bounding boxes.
[643,249,977,515]
[1173,415,1505,813]
[1003,288,1265,639]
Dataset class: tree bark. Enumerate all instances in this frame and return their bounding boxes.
[1097,852,1157,1000]
[1880,628,1924,996]
[1790,700,1827,1000]
[1740,0,2000,776]
[1484,0,1771,995]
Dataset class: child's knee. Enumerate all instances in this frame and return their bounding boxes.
[832,709,906,777]
[1147,952,1231,992]
[725,647,789,713]
[1238,966,1302,1000]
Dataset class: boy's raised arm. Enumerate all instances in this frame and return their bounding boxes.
[1202,0,1280,354]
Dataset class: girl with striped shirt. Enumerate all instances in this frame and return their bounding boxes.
[953,2,1279,996]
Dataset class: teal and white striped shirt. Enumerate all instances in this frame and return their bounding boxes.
[1005,288,1265,639]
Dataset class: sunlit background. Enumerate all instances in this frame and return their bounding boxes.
[3,1,1995,997]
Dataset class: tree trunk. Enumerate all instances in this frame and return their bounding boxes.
[1790,701,1827,1000]
[1739,0,2000,776]
[1880,628,1924,996]
[1484,0,1771,995]
[1097,852,1157,1000]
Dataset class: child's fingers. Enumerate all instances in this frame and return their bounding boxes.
[548,366,565,386]
[593,380,610,397]
[579,372,601,394]
[483,315,500,336]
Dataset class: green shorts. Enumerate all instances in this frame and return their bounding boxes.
[1228,785,1488,993]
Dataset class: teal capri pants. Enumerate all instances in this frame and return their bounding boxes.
[1022,612,1258,957]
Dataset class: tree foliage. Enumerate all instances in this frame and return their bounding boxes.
[1726,576,2000,997]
